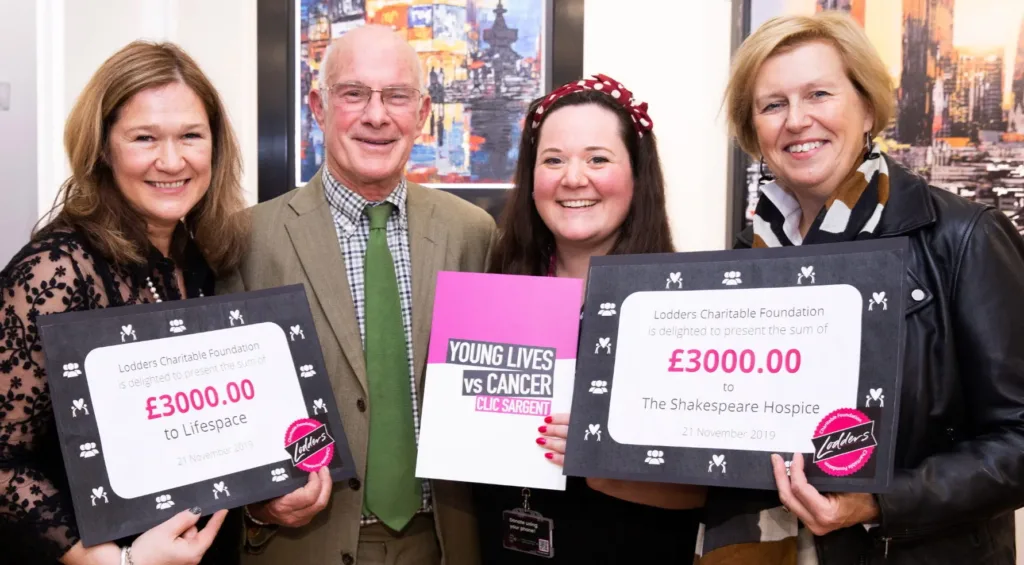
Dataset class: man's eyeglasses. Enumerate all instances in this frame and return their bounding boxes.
[323,83,423,112]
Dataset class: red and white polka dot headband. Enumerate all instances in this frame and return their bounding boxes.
[531,73,653,138]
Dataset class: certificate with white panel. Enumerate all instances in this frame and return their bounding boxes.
[564,239,908,492]
[38,285,356,546]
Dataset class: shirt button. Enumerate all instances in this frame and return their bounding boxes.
[348,478,361,490]
[911,289,925,301]
[342,553,355,565]
[356,398,367,412]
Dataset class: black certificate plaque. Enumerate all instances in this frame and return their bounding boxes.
[37,284,356,546]
[564,239,908,492]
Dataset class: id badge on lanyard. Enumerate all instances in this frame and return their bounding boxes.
[502,488,554,558]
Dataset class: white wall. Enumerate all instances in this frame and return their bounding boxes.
[584,0,733,252]
[1019,518,1024,565]
[0,1,40,265]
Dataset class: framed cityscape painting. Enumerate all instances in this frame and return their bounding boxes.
[729,0,1024,239]
[257,0,584,218]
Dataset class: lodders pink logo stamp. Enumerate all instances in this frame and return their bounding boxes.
[284,418,335,472]
[810,408,877,477]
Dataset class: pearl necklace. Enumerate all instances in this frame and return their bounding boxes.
[145,276,203,303]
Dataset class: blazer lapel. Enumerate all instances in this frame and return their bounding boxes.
[407,183,447,395]
[285,174,368,394]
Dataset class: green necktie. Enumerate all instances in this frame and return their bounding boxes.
[362,202,421,531]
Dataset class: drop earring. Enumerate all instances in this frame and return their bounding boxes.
[864,132,881,159]
[758,157,775,186]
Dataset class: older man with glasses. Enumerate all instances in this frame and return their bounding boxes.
[219,24,495,565]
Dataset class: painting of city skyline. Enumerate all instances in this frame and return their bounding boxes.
[296,0,549,188]
[739,0,1024,235]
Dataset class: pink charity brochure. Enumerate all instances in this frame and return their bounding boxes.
[415,271,583,490]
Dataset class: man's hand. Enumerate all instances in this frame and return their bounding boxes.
[771,453,880,536]
[247,467,332,528]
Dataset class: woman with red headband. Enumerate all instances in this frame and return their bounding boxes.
[474,75,705,563]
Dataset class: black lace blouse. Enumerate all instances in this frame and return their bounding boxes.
[0,229,239,563]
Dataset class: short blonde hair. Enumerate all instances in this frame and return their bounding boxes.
[724,11,894,158]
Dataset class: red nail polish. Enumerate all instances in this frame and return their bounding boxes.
[538,425,547,433]
[544,452,554,460]
[544,416,553,424]
[536,437,546,445]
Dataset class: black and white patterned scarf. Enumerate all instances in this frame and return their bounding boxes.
[695,144,889,565]
[752,143,889,249]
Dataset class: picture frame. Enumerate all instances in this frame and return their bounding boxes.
[256,0,585,219]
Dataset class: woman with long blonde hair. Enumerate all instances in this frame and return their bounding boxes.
[1,41,249,564]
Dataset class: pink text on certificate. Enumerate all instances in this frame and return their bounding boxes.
[475,395,552,416]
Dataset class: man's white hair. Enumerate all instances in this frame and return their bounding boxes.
[316,25,423,112]
[318,40,339,112]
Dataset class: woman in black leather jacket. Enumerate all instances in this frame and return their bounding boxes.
[702,11,1024,565]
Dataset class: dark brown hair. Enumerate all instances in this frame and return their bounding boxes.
[38,40,248,275]
[488,89,674,276]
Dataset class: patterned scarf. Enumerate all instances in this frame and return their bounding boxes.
[695,144,889,565]
[752,143,889,249]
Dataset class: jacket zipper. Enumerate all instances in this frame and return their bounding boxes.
[877,522,961,560]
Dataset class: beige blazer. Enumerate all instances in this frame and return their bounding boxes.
[218,171,496,565]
